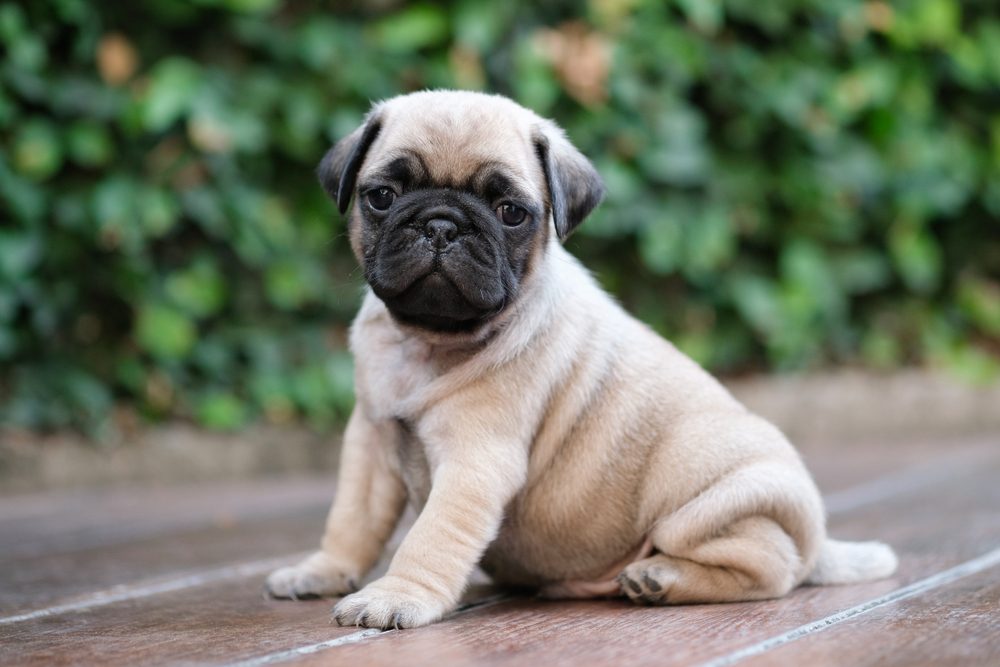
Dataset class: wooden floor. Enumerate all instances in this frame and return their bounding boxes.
[1,433,998,666]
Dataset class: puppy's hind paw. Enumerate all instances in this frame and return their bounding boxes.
[265,552,359,600]
[618,559,677,605]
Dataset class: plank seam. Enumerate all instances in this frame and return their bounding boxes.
[218,594,512,667]
[698,545,1000,667]
[223,629,384,667]
[0,553,306,626]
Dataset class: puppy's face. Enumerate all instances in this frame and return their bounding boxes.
[319,92,604,334]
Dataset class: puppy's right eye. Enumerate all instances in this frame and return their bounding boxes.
[367,187,396,211]
[497,204,528,227]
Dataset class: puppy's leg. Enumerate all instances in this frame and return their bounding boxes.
[619,515,801,604]
[267,408,406,599]
[621,439,825,605]
[332,430,527,629]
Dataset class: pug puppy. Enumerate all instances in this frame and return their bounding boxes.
[266,90,897,629]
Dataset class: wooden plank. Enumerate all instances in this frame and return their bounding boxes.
[798,434,997,497]
[0,512,323,616]
[0,476,343,617]
[806,436,996,515]
[280,454,1000,667]
[0,582,356,667]
[738,564,1000,667]
[0,477,336,558]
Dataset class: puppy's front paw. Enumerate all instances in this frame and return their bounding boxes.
[266,552,359,600]
[332,576,450,629]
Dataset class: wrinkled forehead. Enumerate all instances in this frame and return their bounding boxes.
[360,98,546,202]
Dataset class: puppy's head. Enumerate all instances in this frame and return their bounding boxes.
[320,91,604,335]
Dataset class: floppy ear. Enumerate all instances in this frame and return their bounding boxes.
[533,123,605,241]
[317,112,383,214]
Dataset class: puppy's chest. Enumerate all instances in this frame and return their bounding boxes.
[356,343,437,421]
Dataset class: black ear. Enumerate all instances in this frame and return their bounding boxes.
[317,113,383,214]
[533,123,605,241]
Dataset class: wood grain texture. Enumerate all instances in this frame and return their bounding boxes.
[800,435,997,498]
[0,477,342,618]
[0,581,354,667]
[740,566,1000,667]
[245,454,1000,667]
[0,436,996,667]
[0,559,496,667]
[0,476,336,558]
[0,512,323,616]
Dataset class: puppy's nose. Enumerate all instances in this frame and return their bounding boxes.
[424,218,458,250]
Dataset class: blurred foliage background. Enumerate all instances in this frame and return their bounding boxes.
[2,0,999,435]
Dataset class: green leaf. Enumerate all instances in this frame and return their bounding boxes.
[326,352,355,413]
[638,212,684,275]
[264,259,321,310]
[958,276,1000,335]
[12,119,63,180]
[182,187,228,236]
[0,4,26,44]
[0,323,16,359]
[991,116,1000,170]
[938,343,1000,385]
[165,258,227,318]
[676,0,723,35]
[781,240,844,323]
[7,33,47,71]
[511,35,559,114]
[454,0,511,50]
[196,391,249,430]
[91,176,144,252]
[682,207,735,279]
[732,276,782,338]
[191,336,234,379]
[143,57,204,132]
[889,223,942,293]
[640,106,710,185]
[0,231,42,279]
[257,196,296,249]
[833,250,892,294]
[66,121,114,167]
[61,367,113,424]
[250,370,296,421]
[371,4,449,53]
[139,187,180,237]
[910,0,961,46]
[296,18,341,70]
[188,100,268,154]
[861,329,902,370]
[221,0,280,14]
[290,363,333,418]
[135,304,196,360]
[0,158,46,222]
[114,355,147,393]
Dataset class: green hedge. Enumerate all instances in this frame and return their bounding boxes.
[2,0,999,433]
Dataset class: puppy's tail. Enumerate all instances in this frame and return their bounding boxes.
[805,538,898,586]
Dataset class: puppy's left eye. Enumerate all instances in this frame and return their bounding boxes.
[367,187,396,211]
[497,204,528,227]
